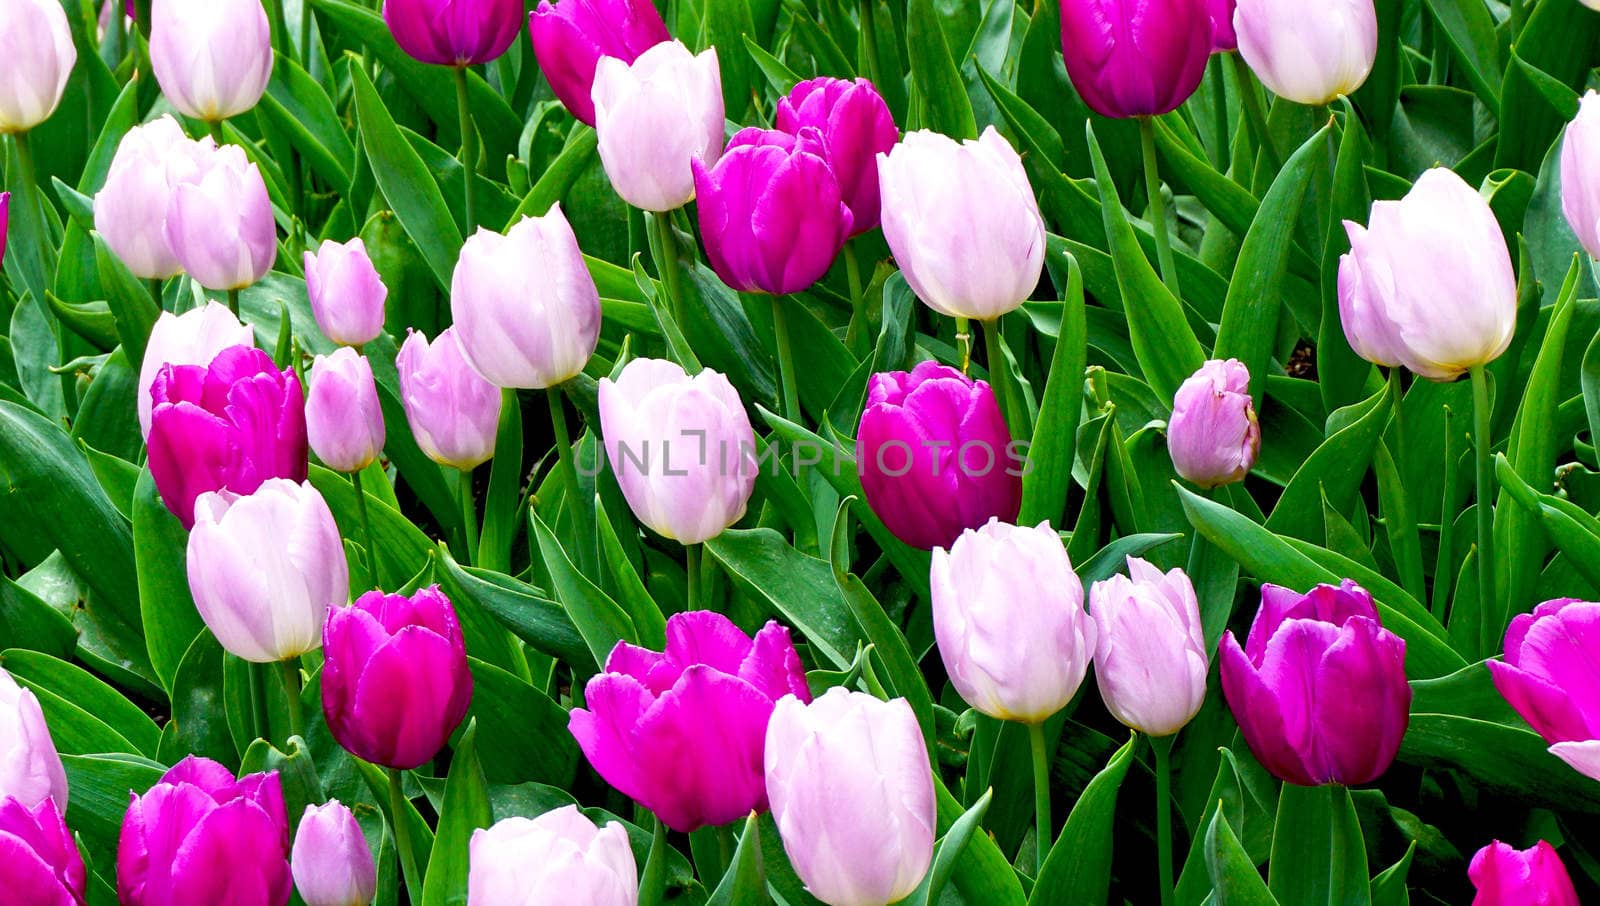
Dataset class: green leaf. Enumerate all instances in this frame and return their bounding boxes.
[1493,454,1600,591]
[506,128,598,226]
[594,492,668,650]
[92,234,159,370]
[705,528,863,670]
[1030,736,1136,906]
[907,0,977,139]
[935,776,1027,906]
[1205,807,1279,906]
[1369,844,1416,906]
[1266,783,1370,906]
[476,389,522,573]
[356,759,437,901]
[61,753,166,862]
[466,659,578,787]
[133,467,202,696]
[1263,385,1390,542]
[1020,252,1086,526]
[907,788,993,906]
[531,511,638,667]
[705,815,767,906]
[0,576,76,660]
[1422,0,1503,111]
[421,721,493,906]
[259,57,354,192]
[435,547,593,671]
[1,649,161,758]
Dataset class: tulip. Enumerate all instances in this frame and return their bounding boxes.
[1089,558,1207,736]
[322,586,474,770]
[1234,0,1377,105]
[148,345,308,529]
[0,0,77,134]
[774,78,899,234]
[1168,358,1260,488]
[451,206,601,389]
[467,806,637,906]
[1059,0,1212,118]
[1468,840,1579,906]
[306,348,386,474]
[1486,598,1600,782]
[598,358,757,545]
[0,667,68,810]
[568,610,809,832]
[877,128,1045,321]
[528,0,670,127]
[165,143,277,291]
[1561,91,1600,259]
[150,0,272,121]
[765,689,935,906]
[396,327,503,471]
[1219,580,1410,786]
[592,41,725,212]
[97,118,218,280]
[137,301,255,438]
[292,801,377,906]
[857,362,1023,551]
[0,797,85,906]
[304,238,388,347]
[1338,168,1516,381]
[1208,0,1238,51]
[383,0,524,67]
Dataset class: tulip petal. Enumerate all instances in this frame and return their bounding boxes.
[632,666,773,831]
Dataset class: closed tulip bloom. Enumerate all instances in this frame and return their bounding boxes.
[1219,581,1410,786]
[1469,841,1579,906]
[0,667,68,810]
[0,0,76,134]
[598,358,757,545]
[165,143,277,290]
[118,757,290,906]
[528,0,670,126]
[292,801,377,906]
[305,238,388,347]
[878,128,1044,321]
[467,806,637,906]
[150,0,272,121]
[775,78,899,234]
[857,362,1022,551]
[1561,92,1600,259]
[384,0,524,66]
[592,41,725,211]
[1090,558,1207,736]
[307,349,386,474]
[1487,598,1600,782]
[137,301,255,438]
[1168,358,1259,488]
[1234,0,1376,105]
[322,586,474,770]
[1059,0,1212,118]
[96,117,212,280]
[765,690,934,906]
[0,798,86,906]
[693,127,853,295]
[396,328,502,471]
[451,206,601,388]
[1338,168,1516,381]
[569,611,810,832]
[1208,0,1238,51]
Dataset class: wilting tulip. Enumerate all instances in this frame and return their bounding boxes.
[1561,92,1600,259]
[0,0,77,134]
[452,206,601,389]
[118,757,291,906]
[569,611,809,832]
[1219,581,1410,786]
[775,78,899,234]
[148,345,308,529]
[137,301,255,438]
[322,586,474,770]
[878,128,1045,321]
[0,667,68,810]
[592,41,725,212]
[292,801,377,906]
[383,0,524,67]
[1487,598,1600,781]
[468,806,637,906]
[396,327,503,471]
[1168,358,1260,488]
[96,117,213,280]
[857,362,1023,551]
[1208,0,1238,51]
[150,0,272,121]
[528,0,670,126]
[1234,0,1377,105]
[598,358,757,545]
[693,127,853,295]
[305,238,388,347]
[1338,168,1516,381]
[766,689,934,906]
[1468,840,1579,906]
[1059,0,1212,118]
[1090,558,1208,736]
[165,143,277,290]
[0,797,85,905]
[307,348,386,474]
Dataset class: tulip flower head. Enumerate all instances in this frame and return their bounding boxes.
[396,327,503,471]
[1561,91,1600,260]
[384,0,524,67]
[0,666,68,810]
[0,0,77,134]
[1059,0,1213,118]
[96,116,214,280]
[306,348,386,475]
[1208,0,1239,51]
[304,238,388,347]
[592,41,725,212]
[467,806,638,906]
[1090,558,1208,736]
[1468,840,1579,906]
[164,142,277,291]
[150,0,273,121]
[1234,0,1377,105]
[774,77,899,234]
[0,797,86,905]
[292,801,377,906]
[1168,358,1260,488]
[528,0,671,126]
[1488,598,1600,783]
[137,301,255,438]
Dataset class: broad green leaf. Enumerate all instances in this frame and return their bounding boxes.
[705,814,767,906]
[435,547,593,671]
[935,776,1027,906]
[706,527,863,670]
[1266,783,1370,906]
[1030,736,1136,906]
[906,0,977,139]
[1422,0,1503,111]
[531,511,638,667]
[906,788,993,906]
[1205,807,1279,906]
[133,467,202,696]
[466,659,578,787]
[421,721,493,906]
[1264,385,1389,542]
[2,648,160,758]
[1020,251,1085,526]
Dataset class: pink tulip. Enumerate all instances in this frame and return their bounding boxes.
[1168,358,1260,488]
[0,666,68,810]
[304,238,388,347]
[306,348,386,474]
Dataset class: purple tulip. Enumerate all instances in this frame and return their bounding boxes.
[0,797,86,906]
[396,327,503,471]
[304,238,388,347]
[1208,0,1238,51]
[527,0,670,126]
[321,586,474,770]
[1488,598,1600,782]
[382,0,523,67]
[1219,581,1410,786]
[147,345,308,530]
[1168,358,1260,489]
[291,801,377,906]
[306,348,386,475]
[856,362,1023,551]
[164,143,277,291]
[1090,557,1208,737]
[568,611,810,832]
[774,77,899,234]
[1469,840,1580,906]
[117,756,291,906]
[1059,0,1213,118]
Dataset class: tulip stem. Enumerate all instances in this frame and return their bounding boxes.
[206,119,225,145]
[982,318,1022,437]
[263,0,287,59]
[1469,364,1496,656]
[452,66,478,232]
[1152,733,1176,906]
[545,386,587,554]
[278,659,303,742]
[771,295,801,426]
[650,213,687,332]
[1207,55,1230,171]
[1027,721,1052,870]
[1229,53,1279,173]
[843,242,868,353]
[351,469,380,587]
[1138,117,1181,300]
[686,544,701,612]
[459,466,478,567]
[857,0,883,87]
[148,278,163,309]
[386,768,422,905]
[226,288,240,317]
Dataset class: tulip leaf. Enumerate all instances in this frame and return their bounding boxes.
[934,775,1028,906]
[593,492,669,650]
[1019,251,1086,527]
[465,658,578,787]
[705,814,767,906]
[421,720,493,906]
[165,632,239,766]
[1369,843,1416,906]
[240,735,325,838]
[1029,735,1136,906]
[742,33,802,96]
[355,759,437,903]
[1319,99,1377,413]
[1,648,160,758]
[906,0,977,139]
[132,467,203,697]
[531,511,638,667]
[1493,454,1600,591]
[1421,0,1503,112]
[1266,783,1370,906]
[60,753,167,867]
[1263,384,1389,543]
[258,58,354,193]
[706,527,863,670]
[906,787,992,906]
[0,575,77,661]
[1205,807,1280,906]
[434,546,594,671]
[476,388,522,575]
[506,127,598,227]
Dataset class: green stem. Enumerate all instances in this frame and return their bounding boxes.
[263,0,286,57]
[716,822,737,883]
[278,659,303,742]
[148,278,163,309]
[226,288,240,317]
[1138,116,1181,300]
[459,466,479,567]
[1432,405,1458,622]
[387,768,422,904]
[1027,721,1052,870]
[1470,364,1496,656]
[843,242,867,352]
[650,213,686,328]
[545,385,594,565]
[955,316,972,375]
[299,3,312,66]
[982,318,1021,437]
[686,543,701,612]
[1208,55,1230,171]
[351,469,380,588]
[206,118,225,144]
[1388,369,1425,600]
[771,295,801,425]
[857,0,883,87]
[1153,734,1176,906]
[1229,53,1279,172]
[452,66,478,232]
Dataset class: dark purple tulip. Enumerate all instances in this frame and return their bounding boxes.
[692,127,854,295]
[147,345,308,530]
[856,362,1023,551]
[322,586,474,770]
[1207,0,1238,51]
[527,0,670,127]
[1059,0,1214,118]
[1219,581,1410,786]
[383,0,523,67]
[0,797,85,906]
[117,756,290,906]
[774,77,899,234]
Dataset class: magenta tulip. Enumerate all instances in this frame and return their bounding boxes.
[527,0,670,126]
[774,77,899,234]
[1488,598,1600,782]
[383,0,523,67]
[1059,0,1213,118]
[1469,840,1579,906]
[1208,0,1238,51]
[0,797,85,906]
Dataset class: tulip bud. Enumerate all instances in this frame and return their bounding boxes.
[307,348,386,474]
[693,127,853,295]
[165,143,277,290]
[592,41,725,212]
[878,128,1045,321]
[1208,0,1238,51]
[0,667,68,810]
[322,586,474,770]
[857,362,1023,551]
[1059,0,1211,118]
[96,117,215,281]
[137,301,255,438]
[292,801,377,906]
[150,0,272,121]
[1090,558,1208,737]
[119,757,291,906]
[774,77,899,234]
[396,327,503,471]
[1487,598,1600,782]
[569,611,810,832]
[930,519,1094,723]
[765,689,935,906]
[528,0,671,127]
[305,238,388,347]
[1338,168,1516,381]
[0,798,86,904]
[1234,0,1377,105]
[451,206,601,389]
[0,0,77,134]
[598,358,757,545]
[1219,581,1410,786]
[1469,840,1579,906]
[1561,92,1600,259]
[468,806,638,906]
[1168,358,1260,488]
[384,0,524,67]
